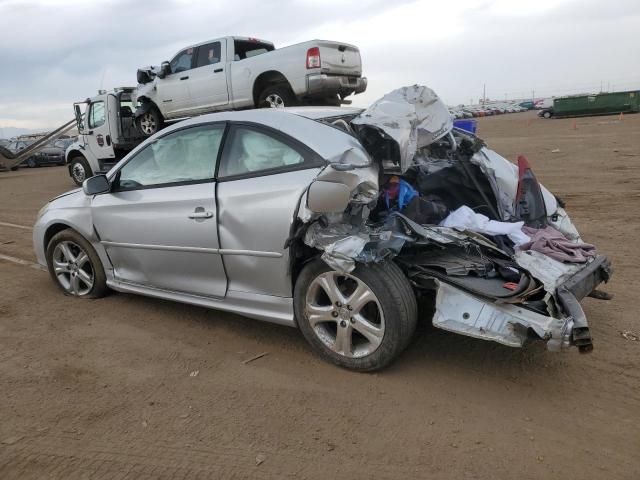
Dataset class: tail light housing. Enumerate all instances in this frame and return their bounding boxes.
[306,47,321,69]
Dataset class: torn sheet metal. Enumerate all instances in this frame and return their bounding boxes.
[433,281,567,348]
[470,147,583,241]
[514,250,585,293]
[351,85,453,172]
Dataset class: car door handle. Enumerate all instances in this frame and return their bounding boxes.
[180,76,189,80]
[214,68,223,73]
[188,210,214,219]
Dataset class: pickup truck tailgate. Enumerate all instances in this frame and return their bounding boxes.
[318,41,362,76]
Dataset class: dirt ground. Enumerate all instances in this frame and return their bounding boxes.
[0,111,638,479]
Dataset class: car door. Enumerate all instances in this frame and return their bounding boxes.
[188,40,229,112]
[85,99,115,161]
[216,124,325,297]
[91,123,228,298]
[155,47,195,118]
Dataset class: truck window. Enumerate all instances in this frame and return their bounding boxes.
[233,39,274,61]
[195,42,222,67]
[170,48,194,74]
[88,102,106,129]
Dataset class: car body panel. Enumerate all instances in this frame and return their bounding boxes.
[91,182,227,298]
[218,168,321,297]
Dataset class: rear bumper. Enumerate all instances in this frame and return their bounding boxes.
[554,255,612,353]
[306,74,367,98]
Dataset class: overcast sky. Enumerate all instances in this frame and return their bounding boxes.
[1,0,639,133]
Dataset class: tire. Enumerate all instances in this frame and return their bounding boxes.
[69,155,92,186]
[294,259,417,372]
[46,228,108,299]
[543,111,552,119]
[136,105,164,136]
[257,83,297,108]
[27,157,37,168]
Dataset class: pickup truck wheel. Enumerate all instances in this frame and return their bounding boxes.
[294,259,417,372]
[543,111,552,119]
[258,84,296,108]
[70,156,92,186]
[136,107,163,136]
[46,228,108,299]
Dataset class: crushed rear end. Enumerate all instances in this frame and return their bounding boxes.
[298,85,613,353]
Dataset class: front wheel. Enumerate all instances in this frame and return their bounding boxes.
[136,106,164,136]
[294,259,417,372]
[543,111,552,119]
[257,84,297,108]
[46,229,108,299]
[69,155,92,186]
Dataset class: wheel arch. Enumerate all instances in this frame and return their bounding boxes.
[43,222,75,252]
[133,97,159,118]
[66,149,85,165]
[252,71,293,106]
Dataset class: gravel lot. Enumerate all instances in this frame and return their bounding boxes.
[1,111,638,479]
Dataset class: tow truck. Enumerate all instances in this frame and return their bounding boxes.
[64,87,147,185]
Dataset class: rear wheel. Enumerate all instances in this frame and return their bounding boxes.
[27,157,37,168]
[69,155,91,186]
[46,229,108,299]
[257,84,297,108]
[294,259,417,371]
[136,106,163,136]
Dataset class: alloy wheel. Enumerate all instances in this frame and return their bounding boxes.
[264,94,285,108]
[305,271,385,358]
[72,162,86,183]
[139,112,157,135]
[52,240,94,296]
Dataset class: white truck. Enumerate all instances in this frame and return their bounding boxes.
[65,87,145,185]
[133,36,367,135]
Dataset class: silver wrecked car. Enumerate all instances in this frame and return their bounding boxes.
[33,86,612,371]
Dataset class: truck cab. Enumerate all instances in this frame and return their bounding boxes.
[66,88,145,185]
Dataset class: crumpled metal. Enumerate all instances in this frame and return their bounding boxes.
[351,85,453,172]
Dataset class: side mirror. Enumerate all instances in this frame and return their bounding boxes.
[82,174,111,196]
[307,180,351,213]
[157,61,171,79]
[74,104,85,132]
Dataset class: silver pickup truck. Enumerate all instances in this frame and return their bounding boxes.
[134,36,367,135]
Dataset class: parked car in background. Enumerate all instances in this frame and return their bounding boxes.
[6,139,35,169]
[134,36,368,136]
[25,138,72,167]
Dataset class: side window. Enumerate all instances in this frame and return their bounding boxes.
[169,48,194,74]
[116,125,224,191]
[195,42,221,67]
[219,126,307,178]
[88,102,105,129]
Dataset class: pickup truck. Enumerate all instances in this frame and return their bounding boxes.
[133,36,367,135]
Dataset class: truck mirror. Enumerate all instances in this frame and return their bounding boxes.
[82,174,111,196]
[74,104,85,132]
[158,61,171,79]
